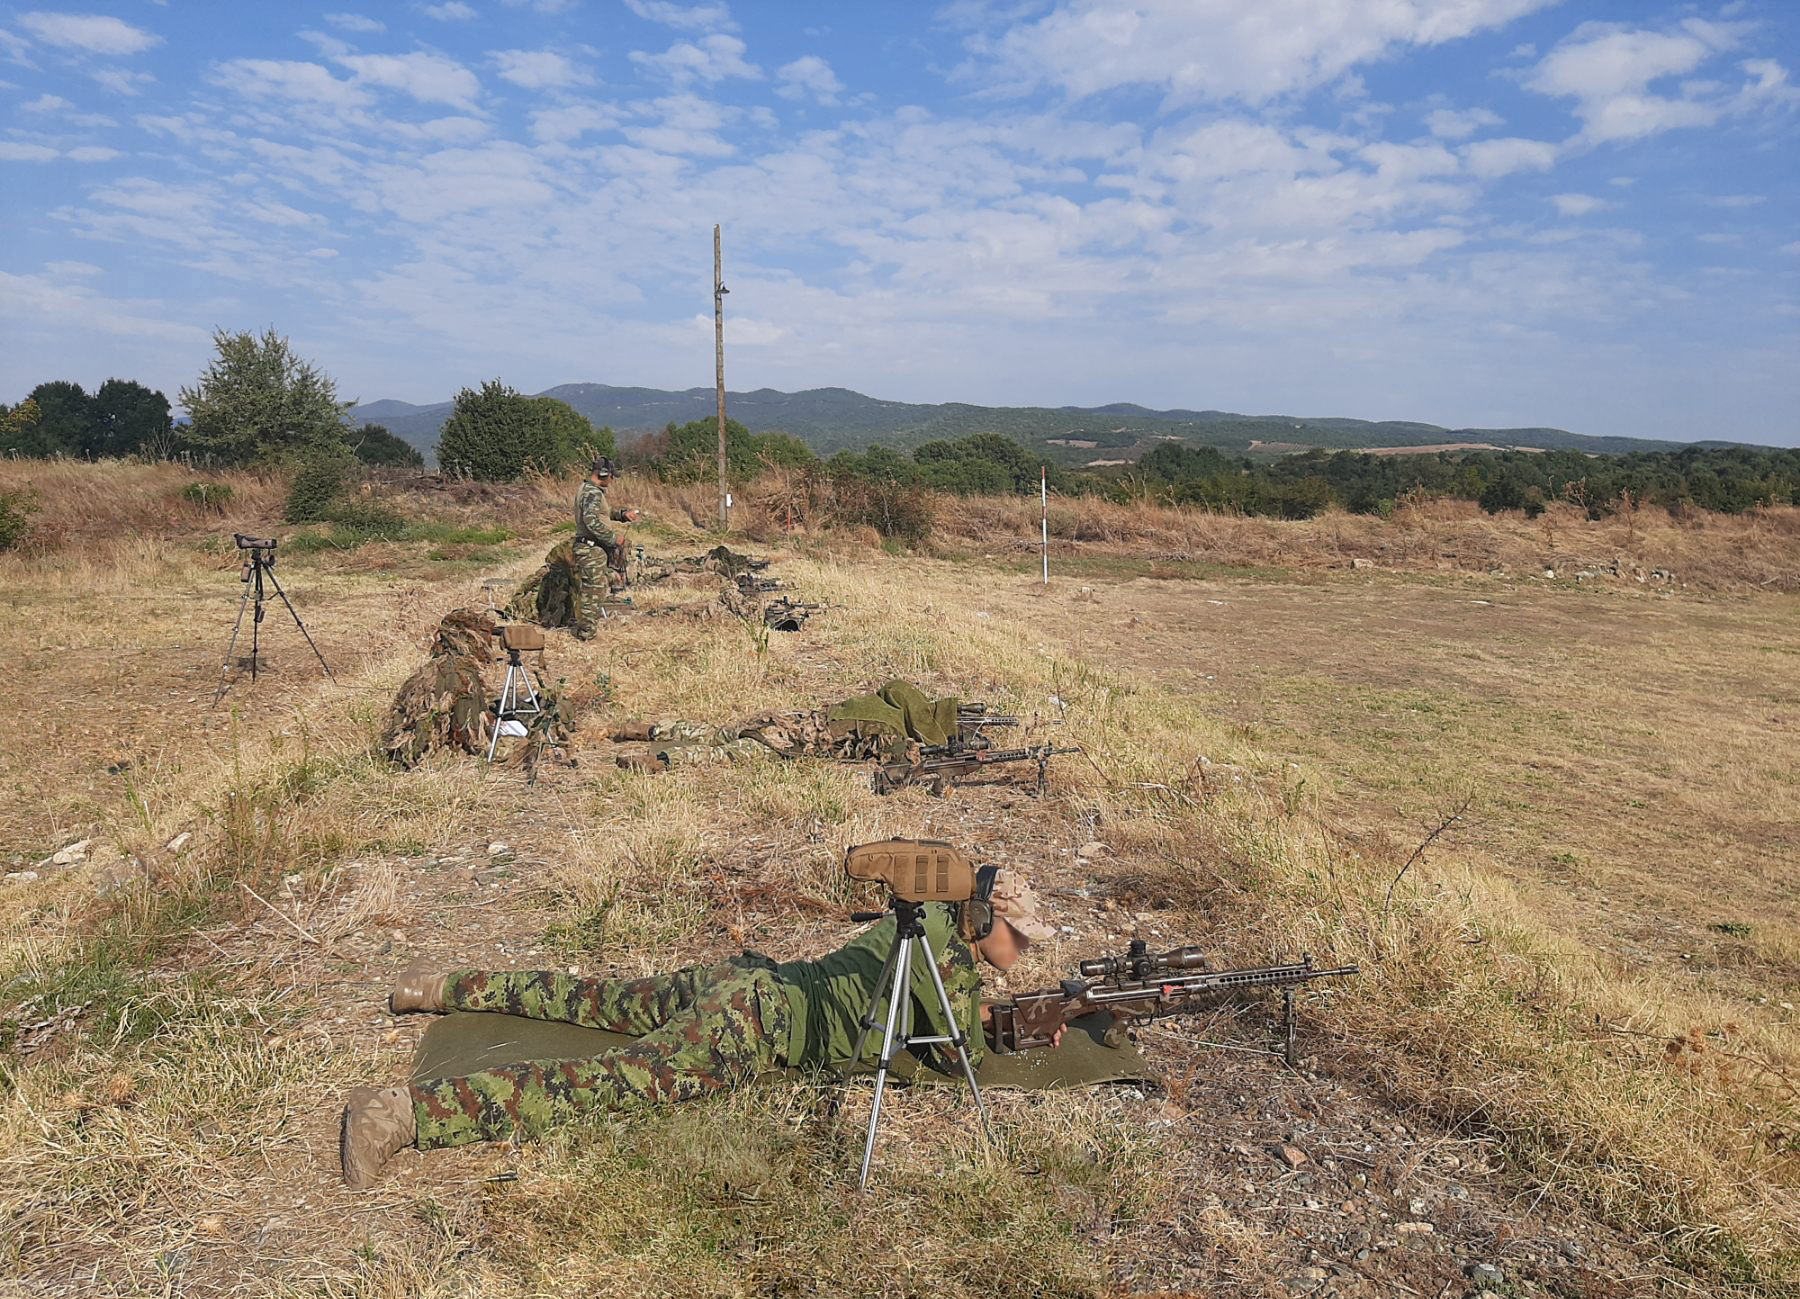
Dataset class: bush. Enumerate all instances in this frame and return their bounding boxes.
[827,475,935,546]
[322,497,405,539]
[0,487,39,551]
[437,380,604,481]
[181,481,235,511]
[285,454,353,523]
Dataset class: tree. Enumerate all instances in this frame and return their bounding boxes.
[91,379,172,457]
[349,422,425,468]
[0,398,48,457]
[178,328,350,465]
[24,381,94,456]
[436,381,599,481]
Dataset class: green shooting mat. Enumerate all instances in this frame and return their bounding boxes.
[411,1009,1156,1091]
[825,679,960,748]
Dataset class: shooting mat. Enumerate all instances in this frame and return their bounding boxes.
[411,1009,1155,1090]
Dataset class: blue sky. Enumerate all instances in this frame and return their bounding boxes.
[2,1,1796,445]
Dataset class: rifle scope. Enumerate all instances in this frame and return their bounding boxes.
[1078,940,1211,981]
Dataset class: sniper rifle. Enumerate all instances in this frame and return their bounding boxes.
[986,940,1358,1065]
[871,742,1079,796]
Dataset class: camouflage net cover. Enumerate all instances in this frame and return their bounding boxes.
[505,540,580,628]
[381,607,577,775]
[381,608,497,768]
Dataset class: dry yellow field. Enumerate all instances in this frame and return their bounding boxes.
[1,466,1796,1298]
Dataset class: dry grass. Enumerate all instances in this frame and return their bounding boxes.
[1,461,1796,1295]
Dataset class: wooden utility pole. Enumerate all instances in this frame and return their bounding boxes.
[713,223,729,531]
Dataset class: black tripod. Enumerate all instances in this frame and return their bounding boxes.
[213,535,335,705]
[846,898,993,1188]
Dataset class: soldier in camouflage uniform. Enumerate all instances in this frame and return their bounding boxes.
[609,709,909,771]
[571,457,637,640]
[338,869,1056,1187]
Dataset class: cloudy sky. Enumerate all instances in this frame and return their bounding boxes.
[2,1,1796,444]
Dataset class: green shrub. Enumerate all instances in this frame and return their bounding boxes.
[322,497,405,539]
[181,481,235,510]
[0,487,39,551]
[285,454,353,523]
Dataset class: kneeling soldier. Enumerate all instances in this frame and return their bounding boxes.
[571,456,637,640]
[339,870,1054,1187]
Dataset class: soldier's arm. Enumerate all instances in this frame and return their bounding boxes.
[610,506,638,523]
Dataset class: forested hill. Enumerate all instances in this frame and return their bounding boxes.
[349,383,1707,464]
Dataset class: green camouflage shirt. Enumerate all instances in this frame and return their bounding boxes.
[774,903,985,1073]
[574,479,629,545]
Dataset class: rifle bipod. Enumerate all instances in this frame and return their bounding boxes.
[843,898,994,1188]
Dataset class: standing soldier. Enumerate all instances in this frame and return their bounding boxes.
[572,456,637,640]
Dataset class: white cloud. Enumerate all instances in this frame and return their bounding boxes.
[775,55,842,104]
[1525,19,1793,144]
[500,0,578,13]
[492,49,590,89]
[624,0,734,31]
[211,59,371,111]
[0,141,59,161]
[629,33,759,83]
[324,13,385,33]
[91,68,154,95]
[1550,192,1608,216]
[529,100,619,141]
[422,2,478,18]
[1780,241,1800,256]
[1461,136,1557,178]
[973,0,1556,104]
[17,11,160,56]
[1702,193,1763,208]
[1425,106,1501,139]
[338,52,482,109]
[66,145,120,162]
[22,92,72,112]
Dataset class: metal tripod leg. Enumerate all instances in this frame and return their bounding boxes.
[915,928,993,1138]
[261,562,336,683]
[858,937,911,1189]
[485,665,515,763]
[856,927,995,1189]
[212,575,256,706]
[849,932,906,1066]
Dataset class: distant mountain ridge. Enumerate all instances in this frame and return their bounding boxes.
[348,383,1712,465]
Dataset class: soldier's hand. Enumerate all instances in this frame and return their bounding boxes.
[623,509,640,522]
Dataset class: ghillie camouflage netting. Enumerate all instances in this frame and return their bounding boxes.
[506,541,580,629]
[381,607,496,768]
[381,607,577,775]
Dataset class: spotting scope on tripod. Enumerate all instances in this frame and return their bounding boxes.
[842,839,997,1189]
[212,534,336,705]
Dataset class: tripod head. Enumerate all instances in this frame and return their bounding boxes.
[234,533,278,575]
[491,621,545,664]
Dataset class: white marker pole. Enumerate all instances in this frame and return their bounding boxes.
[1040,465,1049,586]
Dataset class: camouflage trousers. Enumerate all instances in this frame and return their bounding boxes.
[570,540,608,640]
[409,959,792,1150]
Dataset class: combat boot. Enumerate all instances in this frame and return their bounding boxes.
[339,1086,416,1189]
[608,720,657,741]
[389,965,448,1014]
[615,751,668,773]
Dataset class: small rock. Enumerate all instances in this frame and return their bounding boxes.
[488,842,510,856]
[1559,1241,1586,1262]
[1467,1262,1505,1287]
[1395,1221,1435,1235]
[1076,841,1111,859]
[165,831,192,853]
[1543,568,1556,579]
[51,839,92,867]
[4,871,40,885]
[1272,1143,1309,1169]
[1349,558,1374,571]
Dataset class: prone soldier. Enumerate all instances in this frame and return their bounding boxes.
[338,868,1055,1186]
